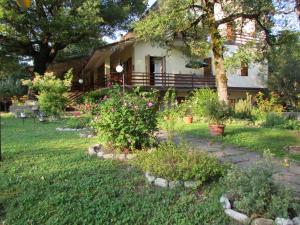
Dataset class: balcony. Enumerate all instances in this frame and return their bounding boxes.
[107,72,216,90]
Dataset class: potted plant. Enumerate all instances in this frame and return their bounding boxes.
[204,99,230,136]
[183,106,193,124]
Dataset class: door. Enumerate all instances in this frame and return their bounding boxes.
[126,58,132,85]
[150,57,164,86]
[204,58,212,77]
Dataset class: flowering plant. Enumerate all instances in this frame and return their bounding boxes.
[92,85,159,151]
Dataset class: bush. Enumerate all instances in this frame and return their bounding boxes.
[223,159,300,219]
[204,99,231,124]
[92,86,158,150]
[253,92,284,121]
[264,113,300,130]
[189,88,218,118]
[65,115,91,129]
[234,93,253,119]
[134,142,227,184]
[22,70,73,117]
[82,88,111,104]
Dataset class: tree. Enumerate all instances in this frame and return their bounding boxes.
[0,0,147,75]
[268,31,300,108]
[134,0,278,103]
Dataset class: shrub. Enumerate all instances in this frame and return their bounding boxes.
[222,159,300,219]
[264,113,300,130]
[234,93,253,119]
[65,115,91,129]
[253,92,284,121]
[204,99,231,124]
[134,142,227,184]
[264,113,285,127]
[22,70,73,117]
[161,88,178,118]
[92,85,158,150]
[189,88,218,118]
[82,88,111,104]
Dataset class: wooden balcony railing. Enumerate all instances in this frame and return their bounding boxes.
[107,72,216,90]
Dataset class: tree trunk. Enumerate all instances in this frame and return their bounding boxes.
[33,42,58,75]
[211,30,229,104]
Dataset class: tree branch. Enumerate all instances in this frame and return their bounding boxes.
[216,12,259,26]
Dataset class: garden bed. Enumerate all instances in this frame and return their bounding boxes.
[87,144,137,160]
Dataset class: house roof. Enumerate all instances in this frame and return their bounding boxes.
[82,38,136,73]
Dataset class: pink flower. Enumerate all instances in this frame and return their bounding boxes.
[103,95,108,100]
[147,102,153,108]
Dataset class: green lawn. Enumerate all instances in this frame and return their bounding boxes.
[170,120,300,162]
[0,114,229,225]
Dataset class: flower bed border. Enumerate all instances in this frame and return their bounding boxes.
[219,194,300,225]
[145,172,199,189]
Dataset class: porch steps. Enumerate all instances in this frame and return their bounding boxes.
[66,91,84,107]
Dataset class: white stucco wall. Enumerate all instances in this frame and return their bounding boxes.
[223,44,268,88]
[133,41,203,75]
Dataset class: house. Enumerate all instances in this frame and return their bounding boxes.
[48,3,268,103]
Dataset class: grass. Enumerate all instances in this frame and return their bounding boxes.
[168,120,300,162]
[0,114,229,225]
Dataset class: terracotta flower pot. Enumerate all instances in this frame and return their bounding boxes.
[209,124,225,136]
[183,116,193,124]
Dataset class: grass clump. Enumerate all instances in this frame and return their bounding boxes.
[134,142,227,184]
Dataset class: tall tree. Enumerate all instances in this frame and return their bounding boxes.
[134,0,278,103]
[0,0,147,75]
[268,31,300,108]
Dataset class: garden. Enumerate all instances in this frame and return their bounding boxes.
[1,72,300,225]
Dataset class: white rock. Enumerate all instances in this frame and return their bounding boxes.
[103,154,114,159]
[169,180,182,188]
[251,218,274,225]
[116,154,126,160]
[224,209,250,224]
[293,217,300,225]
[97,151,104,158]
[184,181,198,188]
[56,127,63,131]
[275,218,294,225]
[154,178,168,187]
[88,147,97,156]
[145,172,156,183]
[220,195,231,209]
[126,154,136,160]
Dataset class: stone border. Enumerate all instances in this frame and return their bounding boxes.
[87,144,136,160]
[145,172,199,189]
[220,195,300,225]
[56,127,87,132]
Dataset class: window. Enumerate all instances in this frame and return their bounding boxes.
[241,62,248,76]
[227,21,235,41]
[204,58,212,77]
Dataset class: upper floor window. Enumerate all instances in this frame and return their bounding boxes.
[204,58,212,77]
[241,62,248,76]
[227,21,235,41]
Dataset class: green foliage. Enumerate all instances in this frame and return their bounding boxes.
[189,88,218,118]
[65,115,91,129]
[134,142,227,184]
[234,93,253,119]
[161,88,178,118]
[204,99,231,124]
[0,73,28,98]
[0,0,146,74]
[83,88,112,104]
[1,114,230,225]
[268,31,300,109]
[22,70,73,117]
[264,113,300,130]
[223,160,300,219]
[253,92,284,121]
[92,86,158,150]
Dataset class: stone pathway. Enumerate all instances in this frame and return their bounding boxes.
[156,130,300,199]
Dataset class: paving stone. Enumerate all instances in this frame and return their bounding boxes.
[145,172,156,183]
[251,218,274,225]
[275,218,294,225]
[169,180,182,188]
